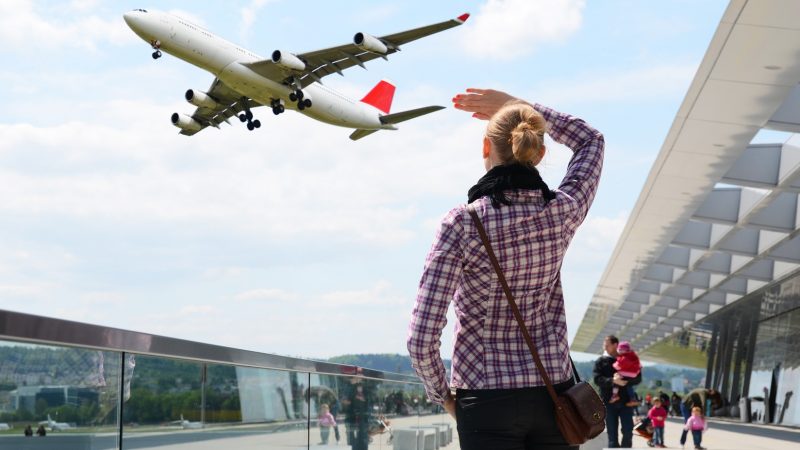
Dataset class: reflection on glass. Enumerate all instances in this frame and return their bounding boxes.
[0,339,458,448]
[0,340,120,449]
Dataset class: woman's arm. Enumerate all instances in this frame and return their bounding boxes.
[407,207,464,405]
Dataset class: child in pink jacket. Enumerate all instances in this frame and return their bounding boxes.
[684,406,708,450]
[318,403,337,445]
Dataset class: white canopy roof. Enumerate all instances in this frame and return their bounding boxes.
[573,0,800,356]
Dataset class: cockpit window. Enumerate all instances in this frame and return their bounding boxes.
[132,9,148,13]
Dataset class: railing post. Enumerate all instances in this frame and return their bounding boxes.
[117,351,126,450]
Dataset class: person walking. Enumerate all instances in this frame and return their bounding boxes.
[679,388,720,448]
[683,406,708,450]
[408,88,605,450]
[648,398,668,448]
[594,335,642,448]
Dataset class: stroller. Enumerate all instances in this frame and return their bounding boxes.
[633,416,655,448]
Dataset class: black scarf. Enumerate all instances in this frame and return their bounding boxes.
[468,163,555,208]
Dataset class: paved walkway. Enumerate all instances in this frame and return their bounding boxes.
[582,416,800,450]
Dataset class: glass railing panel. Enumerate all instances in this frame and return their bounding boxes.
[0,339,121,449]
[121,356,311,449]
[233,366,308,448]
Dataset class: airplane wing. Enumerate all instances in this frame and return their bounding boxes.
[242,13,469,89]
[178,78,262,136]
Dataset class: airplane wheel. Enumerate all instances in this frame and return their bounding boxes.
[152,51,160,59]
[238,114,247,122]
[247,122,255,131]
[296,90,304,100]
[273,107,280,115]
[289,92,297,102]
[253,120,261,128]
[278,105,285,113]
[303,99,312,108]
[245,110,253,120]
[298,102,305,111]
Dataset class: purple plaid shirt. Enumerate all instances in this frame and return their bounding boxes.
[408,103,604,404]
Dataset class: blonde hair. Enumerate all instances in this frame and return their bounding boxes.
[691,406,703,415]
[486,101,546,166]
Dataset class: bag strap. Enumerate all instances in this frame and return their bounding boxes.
[467,203,570,404]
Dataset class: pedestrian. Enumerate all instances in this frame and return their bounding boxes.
[671,393,682,417]
[594,335,642,448]
[318,403,336,445]
[648,398,668,448]
[409,88,605,450]
[683,406,708,450]
[24,425,33,437]
[679,388,720,448]
[36,425,46,437]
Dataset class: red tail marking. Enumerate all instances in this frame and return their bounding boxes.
[361,80,396,114]
[457,13,470,23]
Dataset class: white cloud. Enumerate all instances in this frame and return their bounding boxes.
[179,305,217,315]
[233,288,297,302]
[0,0,133,51]
[314,281,403,308]
[536,64,697,106]
[239,0,279,42]
[461,0,585,60]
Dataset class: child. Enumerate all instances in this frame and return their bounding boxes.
[684,406,708,450]
[318,403,336,445]
[611,341,642,406]
[648,398,668,448]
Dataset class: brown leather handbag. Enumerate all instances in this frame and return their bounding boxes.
[467,204,606,445]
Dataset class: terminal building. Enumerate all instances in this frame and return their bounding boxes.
[573,1,800,427]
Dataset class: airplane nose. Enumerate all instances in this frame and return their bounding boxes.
[123,11,137,28]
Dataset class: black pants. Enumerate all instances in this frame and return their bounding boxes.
[455,382,579,450]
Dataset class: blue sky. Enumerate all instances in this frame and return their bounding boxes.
[0,0,732,362]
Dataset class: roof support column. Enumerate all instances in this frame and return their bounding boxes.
[706,323,719,390]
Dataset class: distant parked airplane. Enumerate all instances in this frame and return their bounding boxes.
[123,9,468,140]
[0,423,10,431]
[171,414,202,429]
[39,414,72,431]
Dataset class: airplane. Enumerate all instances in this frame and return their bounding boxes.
[39,414,72,431]
[123,9,468,140]
[0,423,10,431]
[170,414,202,429]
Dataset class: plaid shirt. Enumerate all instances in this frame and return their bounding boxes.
[408,103,604,404]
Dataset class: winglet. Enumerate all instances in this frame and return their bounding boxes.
[456,13,470,23]
[361,79,396,114]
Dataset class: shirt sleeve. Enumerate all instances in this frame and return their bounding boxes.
[533,103,605,223]
[407,206,464,404]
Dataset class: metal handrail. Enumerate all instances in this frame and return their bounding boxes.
[0,309,421,383]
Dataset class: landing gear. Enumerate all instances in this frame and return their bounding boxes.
[149,39,162,60]
[288,88,310,109]
[238,99,260,131]
[270,99,285,115]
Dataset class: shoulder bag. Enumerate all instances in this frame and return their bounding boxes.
[467,204,606,445]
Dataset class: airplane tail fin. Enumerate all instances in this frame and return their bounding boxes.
[360,80,396,114]
[349,105,445,141]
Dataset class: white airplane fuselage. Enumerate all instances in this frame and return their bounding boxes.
[123,10,387,130]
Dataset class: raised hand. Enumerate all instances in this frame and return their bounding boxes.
[451,88,519,120]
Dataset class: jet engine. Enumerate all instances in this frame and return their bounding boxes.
[185,89,218,109]
[353,32,388,54]
[271,50,306,71]
[171,113,202,132]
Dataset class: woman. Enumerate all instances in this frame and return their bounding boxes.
[408,88,604,449]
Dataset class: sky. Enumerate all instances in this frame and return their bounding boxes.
[0,0,734,363]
